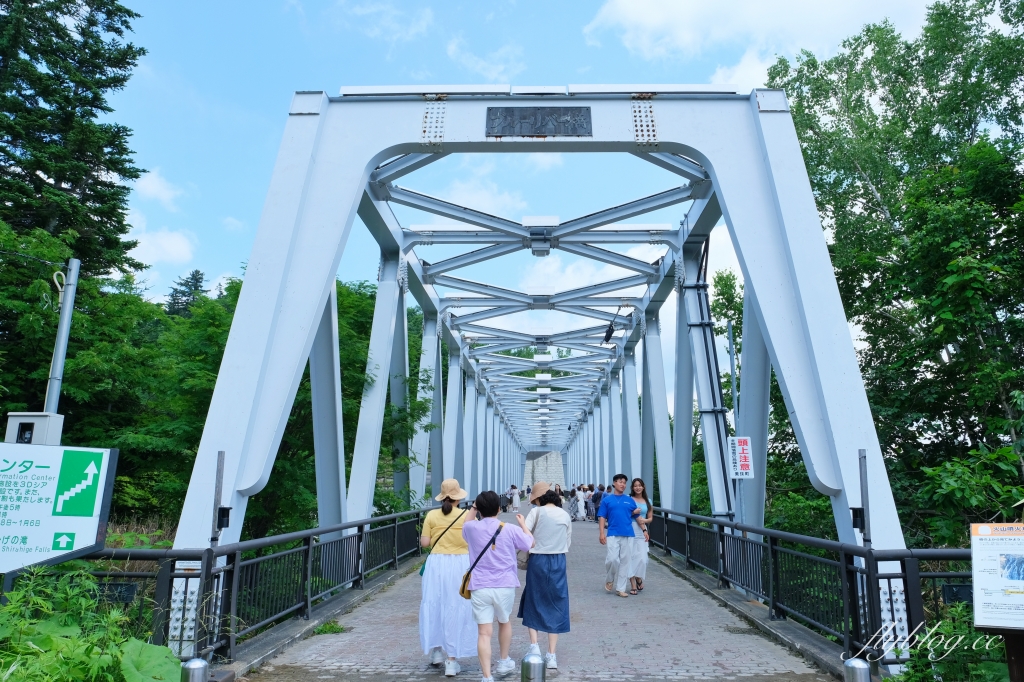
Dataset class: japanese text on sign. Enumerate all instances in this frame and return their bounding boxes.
[727,436,755,480]
[972,523,1024,630]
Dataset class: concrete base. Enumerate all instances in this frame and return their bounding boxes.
[212,557,422,679]
[650,550,853,681]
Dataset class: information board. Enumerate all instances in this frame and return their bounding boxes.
[727,436,755,479]
[971,523,1024,630]
[0,443,117,574]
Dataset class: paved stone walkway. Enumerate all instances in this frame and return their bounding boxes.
[247,514,832,682]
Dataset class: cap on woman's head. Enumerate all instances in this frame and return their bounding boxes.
[434,478,469,501]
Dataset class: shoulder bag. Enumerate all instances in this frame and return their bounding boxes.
[459,522,504,599]
[517,510,542,571]
[419,509,466,576]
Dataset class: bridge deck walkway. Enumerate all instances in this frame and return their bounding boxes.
[248,513,831,682]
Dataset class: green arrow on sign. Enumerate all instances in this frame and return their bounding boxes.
[52,451,102,517]
[52,532,75,550]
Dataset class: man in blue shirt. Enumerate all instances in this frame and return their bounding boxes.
[597,473,639,597]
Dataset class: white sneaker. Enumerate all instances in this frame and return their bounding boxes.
[481,678,494,682]
[527,643,541,657]
[545,653,557,670]
[494,658,516,677]
[431,648,446,666]
[445,659,461,676]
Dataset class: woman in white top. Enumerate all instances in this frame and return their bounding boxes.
[517,482,571,671]
[573,486,587,521]
[509,484,520,512]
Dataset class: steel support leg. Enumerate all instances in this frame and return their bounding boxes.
[389,287,410,501]
[310,282,347,538]
[461,376,477,496]
[346,256,402,522]
[673,285,695,514]
[610,370,624,477]
[622,351,642,479]
[442,351,463,481]
[409,315,438,503]
[643,318,675,505]
[737,289,771,530]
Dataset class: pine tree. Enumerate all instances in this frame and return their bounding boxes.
[165,270,207,317]
[0,0,146,276]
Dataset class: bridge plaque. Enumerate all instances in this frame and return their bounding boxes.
[486,107,592,137]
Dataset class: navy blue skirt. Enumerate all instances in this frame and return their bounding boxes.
[517,553,570,634]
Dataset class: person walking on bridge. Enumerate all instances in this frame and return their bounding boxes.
[598,474,640,598]
[463,491,534,682]
[628,477,653,595]
[419,479,476,676]
[518,482,571,670]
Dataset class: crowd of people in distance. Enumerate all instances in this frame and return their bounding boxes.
[417,474,653,680]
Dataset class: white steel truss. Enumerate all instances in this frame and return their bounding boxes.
[173,85,906,559]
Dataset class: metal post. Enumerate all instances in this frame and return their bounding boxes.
[768,536,784,620]
[180,658,209,682]
[210,451,225,547]
[858,449,871,549]
[355,524,366,589]
[716,523,727,588]
[302,535,313,619]
[392,515,399,569]
[43,257,80,414]
[727,319,738,418]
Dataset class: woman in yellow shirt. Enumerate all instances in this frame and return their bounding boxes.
[419,479,476,676]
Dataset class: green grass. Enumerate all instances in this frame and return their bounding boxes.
[313,621,345,635]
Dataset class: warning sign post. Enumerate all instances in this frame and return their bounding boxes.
[0,443,117,575]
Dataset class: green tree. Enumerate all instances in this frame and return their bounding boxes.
[767,0,1024,545]
[164,270,207,317]
[0,0,146,276]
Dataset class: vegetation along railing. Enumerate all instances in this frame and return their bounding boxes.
[26,508,430,662]
[648,507,973,666]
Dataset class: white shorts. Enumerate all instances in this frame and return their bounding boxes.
[470,587,516,624]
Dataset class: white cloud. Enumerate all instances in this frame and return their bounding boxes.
[441,177,527,219]
[583,0,929,61]
[710,47,775,92]
[525,153,564,172]
[129,225,195,266]
[135,167,184,211]
[344,2,433,44]
[447,38,525,82]
[222,216,245,232]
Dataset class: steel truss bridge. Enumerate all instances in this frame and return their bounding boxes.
[174,84,906,561]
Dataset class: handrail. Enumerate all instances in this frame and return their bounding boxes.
[211,507,433,556]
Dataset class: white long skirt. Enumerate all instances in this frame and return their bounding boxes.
[630,535,649,580]
[419,553,477,658]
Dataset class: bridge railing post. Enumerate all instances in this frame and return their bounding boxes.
[228,550,241,661]
[661,511,669,556]
[301,535,313,619]
[392,515,399,570]
[355,524,366,589]
[768,536,785,620]
[716,523,727,588]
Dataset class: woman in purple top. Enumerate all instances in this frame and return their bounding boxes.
[462,491,533,682]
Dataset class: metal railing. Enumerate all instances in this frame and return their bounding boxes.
[57,508,429,661]
[648,507,972,665]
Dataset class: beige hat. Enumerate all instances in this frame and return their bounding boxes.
[530,482,551,503]
[434,478,469,501]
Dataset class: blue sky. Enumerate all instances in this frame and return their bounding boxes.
[115,0,931,297]
[113,0,932,408]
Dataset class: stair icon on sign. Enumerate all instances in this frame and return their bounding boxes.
[52,451,103,517]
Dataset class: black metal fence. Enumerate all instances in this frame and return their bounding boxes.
[21,505,973,667]
[648,508,972,665]
[64,508,428,661]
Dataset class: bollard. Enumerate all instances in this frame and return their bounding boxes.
[181,658,209,682]
[843,657,871,682]
[521,651,545,682]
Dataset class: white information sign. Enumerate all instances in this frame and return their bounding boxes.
[727,436,754,480]
[971,523,1024,630]
[0,443,117,574]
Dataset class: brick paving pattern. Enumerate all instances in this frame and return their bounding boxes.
[248,514,832,682]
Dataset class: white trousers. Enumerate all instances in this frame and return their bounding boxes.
[630,536,649,580]
[604,536,632,593]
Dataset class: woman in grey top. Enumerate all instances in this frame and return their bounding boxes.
[517,482,571,671]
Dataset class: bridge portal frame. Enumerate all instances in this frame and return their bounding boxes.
[172,85,905,554]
